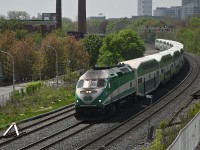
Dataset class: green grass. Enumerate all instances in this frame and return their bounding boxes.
[0,85,75,130]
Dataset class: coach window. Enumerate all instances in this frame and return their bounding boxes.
[157,71,159,76]
[138,78,142,84]
[161,69,164,73]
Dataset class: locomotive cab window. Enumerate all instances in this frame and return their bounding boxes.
[77,79,105,88]
[97,79,106,87]
[77,80,84,88]
[90,80,98,88]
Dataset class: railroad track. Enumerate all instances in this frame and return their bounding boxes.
[75,53,200,149]
[19,122,94,150]
[0,53,198,149]
[0,104,76,148]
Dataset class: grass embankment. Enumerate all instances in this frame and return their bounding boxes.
[146,103,200,150]
[0,82,75,130]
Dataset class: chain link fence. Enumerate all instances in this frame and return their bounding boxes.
[0,75,79,106]
[0,93,11,106]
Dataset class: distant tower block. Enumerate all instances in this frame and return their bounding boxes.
[56,0,62,28]
[78,0,86,33]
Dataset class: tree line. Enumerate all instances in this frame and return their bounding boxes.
[0,19,145,84]
[1,15,200,84]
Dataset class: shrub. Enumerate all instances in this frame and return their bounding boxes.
[159,120,168,129]
[25,81,43,94]
[151,129,164,150]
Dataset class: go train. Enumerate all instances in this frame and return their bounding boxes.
[75,39,184,119]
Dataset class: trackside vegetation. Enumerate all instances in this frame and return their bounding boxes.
[0,81,76,130]
[1,15,200,148]
[140,103,200,150]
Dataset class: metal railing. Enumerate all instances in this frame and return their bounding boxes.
[0,93,11,106]
[0,87,26,106]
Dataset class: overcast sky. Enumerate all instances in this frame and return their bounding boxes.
[0,0,181,21]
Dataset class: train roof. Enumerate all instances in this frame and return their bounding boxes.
[120,56,156,69]
[79,69,109,80]
[166,47,181,55]
[146,52,171,62]
[79,63,133,80]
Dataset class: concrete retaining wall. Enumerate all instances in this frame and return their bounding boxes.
[167,111,200,150]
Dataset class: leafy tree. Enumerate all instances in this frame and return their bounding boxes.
[0,19,25,33]
[51,28,66,37]
[117,29,145,60]
[7,11,30,20]
[29,32,42,45]
[62,17,76,33]
[10,35,36,81]
[97,29,145,66]
[0,15,5,19]
[38,33,63,79]
[98,20,109,34]
[106,18,130,34]
[15,29,29,40]
[62,36,89,72]
[0,30,16,51]
[188,17,200,29]
[83,34,103,67]
[87,19,107,34]
[0,30,16,81]
[177,17,200,54]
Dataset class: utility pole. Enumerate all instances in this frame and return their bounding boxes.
[42,44,59,87]
[0,51,15,99]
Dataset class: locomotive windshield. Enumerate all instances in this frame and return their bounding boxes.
[77,79,105,88]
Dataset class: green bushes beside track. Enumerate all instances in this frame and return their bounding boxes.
[25,81,42,94]
[0,82,76,130]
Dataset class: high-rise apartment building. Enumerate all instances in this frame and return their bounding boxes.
[181,3,200,19]
[138,0,152,16]
[182,0,200,6]
[153,7,181,18]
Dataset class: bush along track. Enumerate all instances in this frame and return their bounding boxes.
[0,81,76,130]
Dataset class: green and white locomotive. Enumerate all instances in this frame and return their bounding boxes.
[75,39,184,119]
[75,64,135,118]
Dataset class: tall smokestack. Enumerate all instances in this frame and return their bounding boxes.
[78,0,86,33]
[56,0,62,28]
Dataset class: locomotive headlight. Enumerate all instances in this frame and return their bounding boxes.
[80,91,85,94]
[99,100,102,103]
[86,90,92,94]
[76,100,79,103]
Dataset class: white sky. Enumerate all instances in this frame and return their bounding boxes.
[0,0,181,21]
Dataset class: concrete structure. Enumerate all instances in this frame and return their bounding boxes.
[153,7,167,17]
[88,16,106,20]
[56,0,62,28]
[182,0,200,6]
[167,110,200,150]
[181,3,200,19]
[153,7,181,19]
[42,13,56,21]
[154,0,200,20]
[78,0,86,33]
[138,0,152,16]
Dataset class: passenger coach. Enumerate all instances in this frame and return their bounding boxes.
[121,57,160,96]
